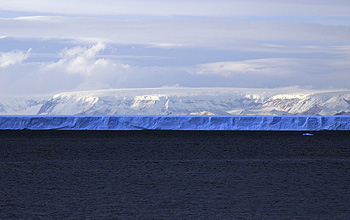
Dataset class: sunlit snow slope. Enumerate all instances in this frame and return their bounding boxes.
[1,88,350,115]
[0,95,49,115]
[36,88,350,115]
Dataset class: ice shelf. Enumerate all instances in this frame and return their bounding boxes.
[0,115,350,130]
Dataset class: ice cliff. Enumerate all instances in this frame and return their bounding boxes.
[0,115,349,130]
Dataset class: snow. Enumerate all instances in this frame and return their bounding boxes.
[36,88,350,116]
[0,95,50,115]
[1,87,350,116]
[0,115,349,130]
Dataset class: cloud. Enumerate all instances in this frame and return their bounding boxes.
[189,57,350,78]
[39,42,135,91]
[45,42,112,75]
[0,42,194,94]
[188,59,299,78]
[1,0,350,17]
[0,48,31,68]
[1,17,350,50]
[185,57,350,89]
[1,40,349,95]
[254,45,350,55]
[0,43,122,94]
[1,1,349,96]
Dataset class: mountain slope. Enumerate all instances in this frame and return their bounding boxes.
[0,95,50,115]
[35,87,350,115]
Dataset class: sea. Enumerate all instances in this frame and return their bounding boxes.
[1,130,349,219]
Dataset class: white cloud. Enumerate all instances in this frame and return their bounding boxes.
[1,47,350,94]
[0,43,189,94]
[45,42,112,75]
[189,59,299,77]
[0,38,349,95]
[1,17,350,50]
[35,42,136,91]
[189,57,350,80]
[1,0,350,17]
[1,1,349,95]
[255,45,350,55]
[0,48,31,68]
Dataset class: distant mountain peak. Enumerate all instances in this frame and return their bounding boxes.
[1,88,350,115]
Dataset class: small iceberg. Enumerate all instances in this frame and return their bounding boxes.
[302,133,314,136]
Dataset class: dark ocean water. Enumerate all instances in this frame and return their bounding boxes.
[1,131,349,219]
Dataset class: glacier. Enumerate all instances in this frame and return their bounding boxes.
[0,115,349,130]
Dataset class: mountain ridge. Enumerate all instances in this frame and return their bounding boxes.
[1,88,350,115]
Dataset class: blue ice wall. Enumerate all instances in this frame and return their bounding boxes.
[0,115,349,130]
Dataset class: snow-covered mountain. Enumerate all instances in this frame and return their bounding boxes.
[31,87,350,115]
[0,95,50,115]
[1,88,350,115]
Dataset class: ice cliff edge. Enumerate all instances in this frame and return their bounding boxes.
[0,115,349,130]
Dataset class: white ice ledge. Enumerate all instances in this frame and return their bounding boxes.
[0,115,350,130]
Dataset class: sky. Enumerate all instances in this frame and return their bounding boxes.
[0,0,350,95]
